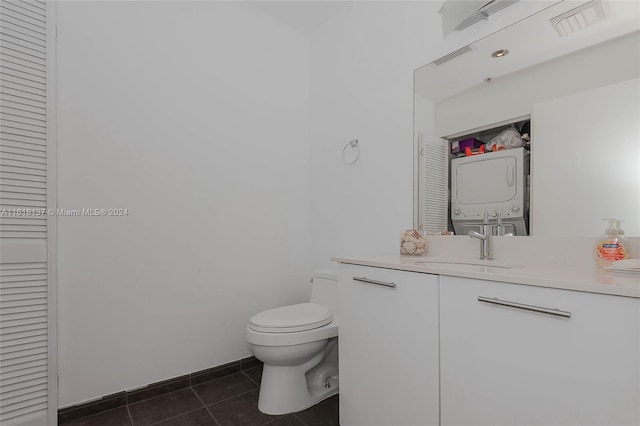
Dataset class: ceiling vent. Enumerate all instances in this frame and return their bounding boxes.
[550,0,611,37]
[429,44,476,67]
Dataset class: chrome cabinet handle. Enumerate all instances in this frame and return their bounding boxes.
[353,276,397,289]
[478,296,571,318]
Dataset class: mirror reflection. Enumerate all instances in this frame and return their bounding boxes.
[414,0,640,237]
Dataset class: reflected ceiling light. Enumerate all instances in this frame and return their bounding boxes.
[491,49,509,58]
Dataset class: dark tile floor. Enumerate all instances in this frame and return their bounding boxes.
[59,365,339,426]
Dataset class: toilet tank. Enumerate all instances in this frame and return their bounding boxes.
[310,269,338,316]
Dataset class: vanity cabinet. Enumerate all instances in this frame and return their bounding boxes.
[440,276,640,426]
[337,264,440,426]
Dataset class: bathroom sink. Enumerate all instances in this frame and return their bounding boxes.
[411,258,524,270]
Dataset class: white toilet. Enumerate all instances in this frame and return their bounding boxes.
[246,270,338,415]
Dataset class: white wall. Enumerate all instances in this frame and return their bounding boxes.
[308,2,437,267]
[56,0,563,407]
[57,1,311,407]
[531,78,640,237]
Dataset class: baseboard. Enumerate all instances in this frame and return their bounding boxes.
[58,356,262,423]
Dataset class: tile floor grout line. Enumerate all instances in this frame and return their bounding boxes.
[127,385,194,409]
[194,376,292,426]
[192,370,254,391]
[131,387,206,426]
[190,385,223,426]
[143,405,210,426]
[126,403,135,426]
[241,369,260,387]
[291,412,308,426]
[203,387,259,408]
[231,371,310,426]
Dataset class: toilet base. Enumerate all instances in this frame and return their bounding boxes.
[257,338,339,415]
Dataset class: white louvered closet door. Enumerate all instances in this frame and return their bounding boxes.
[417,133,449,234]
[0,1,56,425]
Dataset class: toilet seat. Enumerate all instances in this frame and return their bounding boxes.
[249,303,332,333]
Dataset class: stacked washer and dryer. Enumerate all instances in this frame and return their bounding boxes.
[450,147,530,236]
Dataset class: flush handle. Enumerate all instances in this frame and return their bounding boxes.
[353,276,397,289]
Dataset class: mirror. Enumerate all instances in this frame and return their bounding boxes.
[414,0,640,237]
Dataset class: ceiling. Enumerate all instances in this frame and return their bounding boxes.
[415,0,640,102]
[247,1,349,35]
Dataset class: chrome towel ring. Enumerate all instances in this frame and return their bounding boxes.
[342,139,359,165]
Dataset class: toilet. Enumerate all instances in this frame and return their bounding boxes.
[246,270,338,415]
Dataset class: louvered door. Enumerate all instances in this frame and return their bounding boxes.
[417,133,449,234]
[0,1,56,425]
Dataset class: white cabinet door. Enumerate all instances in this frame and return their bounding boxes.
[440,276,640,426]
[338,264,440,426]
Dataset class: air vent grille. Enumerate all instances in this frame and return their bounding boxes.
[550,0,610,37]
[431,44,475,67]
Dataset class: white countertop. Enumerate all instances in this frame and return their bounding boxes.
[331,255,640,299]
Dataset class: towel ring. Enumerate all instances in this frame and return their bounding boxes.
[342,139,360,165]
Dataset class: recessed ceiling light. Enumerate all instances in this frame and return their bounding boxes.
[491,49,509,58]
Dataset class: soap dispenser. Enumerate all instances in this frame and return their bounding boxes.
[594,218,629,267]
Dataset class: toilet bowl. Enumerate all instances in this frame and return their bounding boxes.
[246,270,338,415]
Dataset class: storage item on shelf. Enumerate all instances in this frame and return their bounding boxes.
[486,126,524,151]
[520,120,531,142]
[451,137,484,154]
[464,145,485,156]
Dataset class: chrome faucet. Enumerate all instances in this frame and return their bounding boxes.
[469,212,492,260]
[495,211,503,236]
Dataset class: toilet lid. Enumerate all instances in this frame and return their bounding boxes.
[249,303,332,333]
